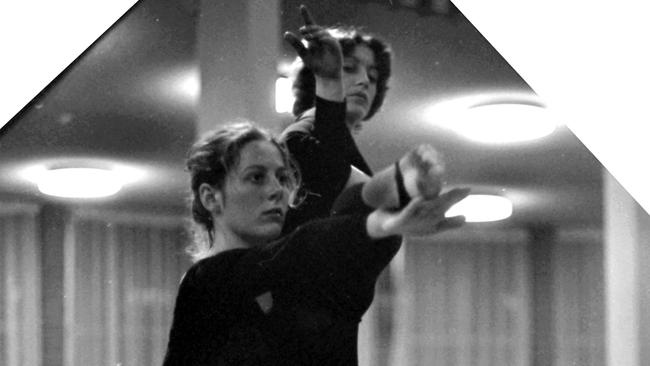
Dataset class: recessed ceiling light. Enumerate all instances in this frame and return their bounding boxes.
[446,194,513,222]
[426,94,556,143]
[453,104,555,143]
[35,168,123,198]
[21,164,144,199]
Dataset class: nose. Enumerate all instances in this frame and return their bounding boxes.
[356,68,370,88]
[267,176,285,202]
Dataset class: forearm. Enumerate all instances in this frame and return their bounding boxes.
[264,213,399,281]
[330,183,397,239]
[311,96,373,176]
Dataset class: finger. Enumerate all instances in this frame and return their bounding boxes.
[402,188,468,219]
[406,196,448,217]
[437,187,471,212]
[302,30,332,43]
[436,215,466,231]
[300,4,316,26]
[283,32,308,59]
[400,196,426,215]
[299,25,323,35]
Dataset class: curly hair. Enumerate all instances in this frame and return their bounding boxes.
[291,26,392,122]
[185,122,300,261]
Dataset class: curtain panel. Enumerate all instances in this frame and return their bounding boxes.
[64,209,190,366]
[0,204,42,366]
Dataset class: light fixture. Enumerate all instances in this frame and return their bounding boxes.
[426,94,557,143]
[151,66,200,106]
[446,194,513,222]
[36,168,123,198]
[21,163,145,199]
[275,77,294,114]
[177,70,200,101]
[454,104,555,143]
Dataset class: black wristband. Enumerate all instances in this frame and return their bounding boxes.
[394,161,411,208]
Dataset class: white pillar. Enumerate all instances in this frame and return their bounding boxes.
[197,0,282,135]
[604,169,650,366]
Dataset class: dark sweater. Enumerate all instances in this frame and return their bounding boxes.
[162,185,401,365]
[281,97,372,235]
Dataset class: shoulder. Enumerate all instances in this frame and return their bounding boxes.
[280,109,315,140]
[185,249,250,286]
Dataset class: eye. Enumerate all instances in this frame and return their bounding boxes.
[277,171,292,187]
[343,59,358,73]
[247,172,266,185]
[368,69,378,83]
[343,64,356,73]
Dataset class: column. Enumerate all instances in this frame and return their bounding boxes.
[604,169,650,366]
[528,223,556,366]
[197,0,282,135]
[40,204,72,366]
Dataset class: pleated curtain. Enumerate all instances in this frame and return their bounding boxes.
[0,203,604,366]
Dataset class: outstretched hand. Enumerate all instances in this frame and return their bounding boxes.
[283,5,342,80]
[372,188,471,237]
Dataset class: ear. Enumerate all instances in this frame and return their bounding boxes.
[198,183,223,215]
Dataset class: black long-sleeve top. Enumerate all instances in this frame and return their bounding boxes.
[162,185,401,365]
[281,97,372,234]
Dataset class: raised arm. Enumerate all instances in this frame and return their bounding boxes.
[283,6,371,174]
[281,6,373,233]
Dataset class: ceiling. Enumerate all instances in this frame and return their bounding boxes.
[0,0,604,229]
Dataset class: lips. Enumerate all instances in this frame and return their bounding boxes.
[348,92,368,103]
[262,208,285,221]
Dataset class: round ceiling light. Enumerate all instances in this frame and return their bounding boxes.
[19,161,146,199]
[426,94,557,143]
[453,103,555,143]
[36,168,123,198]
[446,194,513,222]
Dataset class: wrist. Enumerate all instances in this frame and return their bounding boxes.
[366,210,393,239]
[399,159,420,199]
[315,77,344,102]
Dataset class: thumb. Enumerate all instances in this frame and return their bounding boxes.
[436,215,466,231]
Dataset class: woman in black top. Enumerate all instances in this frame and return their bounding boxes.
[162,122,469,365]
[281,6,395,233]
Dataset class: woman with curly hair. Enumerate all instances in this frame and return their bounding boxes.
[281,6,395,233]
[161,120,467,365]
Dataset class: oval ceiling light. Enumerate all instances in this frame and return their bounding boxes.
[446,194,513,222]
[35,168,124,198]
[454,103,555,143]
[426,93,557,143]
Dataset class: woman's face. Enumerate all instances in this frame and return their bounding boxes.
[342,44,378,127]
[219,140,291,246]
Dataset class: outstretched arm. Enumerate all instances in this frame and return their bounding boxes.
[272,143,469,277]
[366,189,470,239]
[334,143,468,237]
